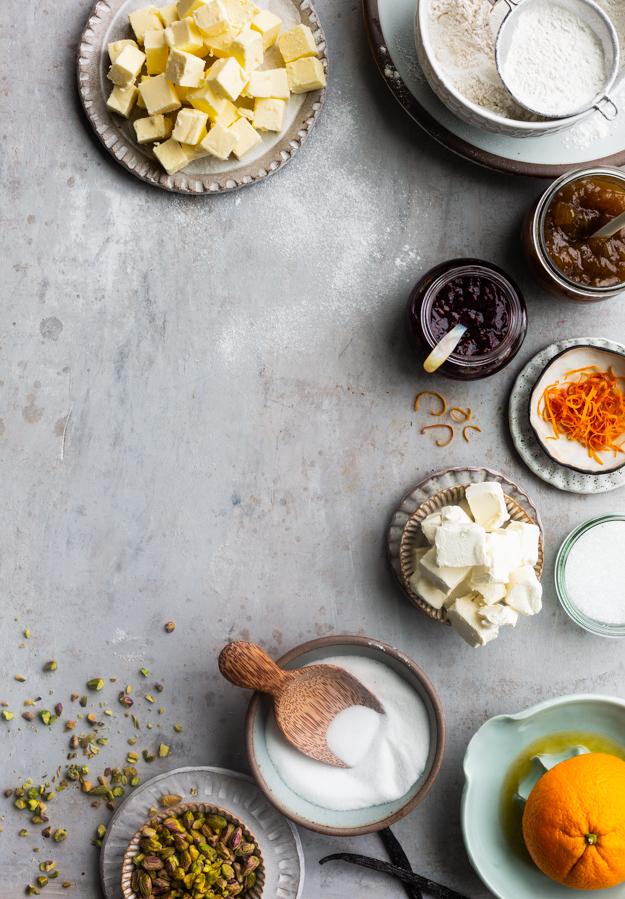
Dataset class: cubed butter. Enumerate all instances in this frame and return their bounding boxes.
[186,81,228,116]
[250,9,282,49]
[278,23,317,63]
[253,96,286,131]
[136,74,153,108]
[408,573,447,611]
[158,2,180,26]
[286,55,326,93]
[205,56,247,101]
[505,520,540,567]
[222,0,258,30]
[199,122,237,159]
[434,521,487,569]
[134,113,173,143]
[177,0,206,16]
[465,482,510,532]
[447,594,499,648]
[505,565,542,616]
[166,48,205,86]
[108,39,139,63]
[418,547,471,595]
[172,107,209,144]
[203,29,236,57]
[213,98,239,127]
[230,26,263,72]
[246,68,289,100]
[181,142,212,160]
[128,5,164,44]
[193,0,230,37]
[108,44,146,85]
[237,106,254,119]
[228,116,261,158]
[138,73,182,114]
[165,18,205,53]
[153,137,189,173]
[106,83,139,118]
[145,29,170,74]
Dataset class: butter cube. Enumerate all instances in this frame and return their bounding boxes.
[138,73,181,114]
[505,520,540,567]
[177,0,205,16]
[253,97,286,131]
[204,29,236,57]
[205,57,247,101]
[172,107,209,143]
[158,3,180,25]
[165,18,205,54]
[181,142,212,160]
[250,9,282,49]
[136,74,152,108]
[186,81,228,116]
[408,573,447,610]
[246,68,289,100]
[472,582,507,605]
[106,84,139,117]
[108,39,139,63]
[236,106,254,119]
[145,29,170,74]
[434,521,487,568]
[134,113,173,143]
[222,0,258,30]
[286,56,326,93]
[213,98,239,126]
[166,48,205,86]
[278,23,317,63]
[128,5,164,44]
[193,0,230,36]
[153,137,189,173]
[505,565,543,616]
[447,595,500,648]
[199,122,238,159]
[465,482,510,532]
[418,547,471,594]
[228,116,261,158]
[108,44,146,85]
[230,26,263,72]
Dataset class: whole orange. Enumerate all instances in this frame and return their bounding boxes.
[522,752,625,890]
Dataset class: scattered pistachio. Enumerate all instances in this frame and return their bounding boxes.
[40,861,56,873]
[96,738,108,745]
[128,738,137,745]
[24,629,30,638]
[5,789,12,797]
[82,782,92,793]
[79,696,88,707]
[19,829,29,836]
[14,675,26,682]
[110,677,117,682]
[25,886,40,895]
[145,695,155,703]
[97,824,107,839]
[140,668,149,677]
[43,661,57,672]
[132,715,140,729]
[86,713,96,724]
[62,883,71,888]
[65,721,75,730]
[155,683,164,692]
[119,693,133,708]
[40,711,51,725]
[87,679,104,691]
[91,801,101,807]
[104,710,113,716]
[15,798,27,809]
[190,787,197,795]
[131,776,140,786]
[159,794,182,807]
[126,685,132,694]
[70,694,79,702]
[158,708,164,715]
[69,736,79,750]
[91,838,102,848]
[174,724,182,732]
[42,827,52,839]
[24,699,35,706]
[53,829,67,842]
[49,872,60,880]
[147,723,153,729]
[54,703,63,716]
[165,621,175,633]
[2,710,14,720]
[158,744,169,757]
[37,878,48,888]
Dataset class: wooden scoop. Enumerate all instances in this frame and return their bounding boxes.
[219,641,385,768]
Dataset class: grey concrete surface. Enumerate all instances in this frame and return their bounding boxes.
[2,0,625,897]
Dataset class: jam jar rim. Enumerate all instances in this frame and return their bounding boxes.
[535,165,625,295]
[418,261,525,367]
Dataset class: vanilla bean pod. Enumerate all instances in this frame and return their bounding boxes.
[379,828,423,899]
[319,852,471,899]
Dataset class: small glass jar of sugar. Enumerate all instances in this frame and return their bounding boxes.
[556,515,625,636]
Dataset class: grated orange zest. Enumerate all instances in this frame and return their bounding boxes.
[422,424,454,446]
[451,407,471,422]
[463,425,481,442]
[415,391,446,416]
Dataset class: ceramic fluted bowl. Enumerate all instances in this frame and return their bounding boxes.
[398,483,544,624]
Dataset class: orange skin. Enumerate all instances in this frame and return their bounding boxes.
[523,753,625,890]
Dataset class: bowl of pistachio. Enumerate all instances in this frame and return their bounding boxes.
[121,802,264,899]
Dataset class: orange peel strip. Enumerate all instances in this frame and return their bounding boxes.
[422,424,454,446]
[415,391,446,416]
[463,425,481,442]
[450,407,471,422]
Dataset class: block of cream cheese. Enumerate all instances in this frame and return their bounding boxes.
[408,573,447,610]
[165,18,205,54]
[250,9,281,49]
[230,26,263,72]
[465,482,510,532]
[158,3,180,26]
[286,56,326,93]
[506,565,542,616]
[166,48,205,86]
[472,582,507,605]
[278,23,317,63]
[253,97,286,131]
[138,74,181,115]
[128,5,164,44]
[186,81,228,117]
[199,121,238,158]
[222,0,258,30]
[108,44,146,85]
[106,84,139,117]
[421,505,471,545]
[505,520,540,567]
[172,107,208,143]
[144,29,170,74]
[458,498,473,519]
[447,594,499,648]
[108,39,140,63]
[205,57,248,101]
[471,530,521,585]
[246,68,289,100]
[478,603,518,629]
[134,113,173,143]
[193,0,230,37]
[228,116,261,158]
[411,545,429,573]
[434,521,487,568]
[153,136,189,173]
[418,547,471,594]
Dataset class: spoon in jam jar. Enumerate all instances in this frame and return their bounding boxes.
[423,324,467,373]
[590,210,625,239]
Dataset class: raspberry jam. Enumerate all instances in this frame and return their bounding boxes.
[405,259,527,381]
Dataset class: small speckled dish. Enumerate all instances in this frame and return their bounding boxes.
[121,802,265,899]
[529,344,625,475]
[245,635,445,836]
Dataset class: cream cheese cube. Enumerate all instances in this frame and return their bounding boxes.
[286,56,326,93]
[222,0,258,30]
[205,57,247,101]
[138,73,181,114]
[434,521,487,568]
[134,113,173,143]
[199,122,238,158]
[108,44,146,85]
[166,48,205,86]
[204,28,237,57]
[505,520,540,567]
[411,546,429,572]
[153,137,189,173]
[408,573,447,610]
[471,530,521,585]
[193,0,230,37]
[158,3,180,26]
[106,83,139,117]
[478,603,518,629]
[445,576,475,608]
[186,81,228,116]
[228,116,261,158]
[165,18,205,54]
[458,498,473,519]
[246,68,289,100]
[418,547,471,594]
[213,98,239,126]
[250,9,282,49]
[472,582,507,605]
[177,0,206,16]
[447,594,500,648]
[230,26,263,72]
[108,39,140,63]
[278,23,317,63]
[172,107,209,143]
[145,29,170,74]
[253,97,286,131]
[465,482,510,532]
[421,505,470,545]
[128,5,164,44]
[506,565,542,616]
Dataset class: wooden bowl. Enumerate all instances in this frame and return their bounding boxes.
[399,484,544,624]
[244,635,445,836]
[121,802,265,899]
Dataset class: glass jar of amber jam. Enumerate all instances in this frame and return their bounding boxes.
[522,166,625,302]
[405,259,528,380]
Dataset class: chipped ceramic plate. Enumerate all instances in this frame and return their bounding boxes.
[509,337,625,493]
[77,0,327,193]
[529,344,625,475]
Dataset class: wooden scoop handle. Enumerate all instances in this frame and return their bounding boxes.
[219,642,291,696]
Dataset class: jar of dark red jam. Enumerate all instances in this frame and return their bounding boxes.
[405,259,528,380]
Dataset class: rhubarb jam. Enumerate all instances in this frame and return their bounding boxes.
[430,274,511,357]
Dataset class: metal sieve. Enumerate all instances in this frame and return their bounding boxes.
[494,0,620,120]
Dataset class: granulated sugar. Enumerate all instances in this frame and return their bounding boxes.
[565,521,625,623]
[264,655,431,810]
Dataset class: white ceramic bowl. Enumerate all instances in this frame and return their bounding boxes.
[414,0,619,138]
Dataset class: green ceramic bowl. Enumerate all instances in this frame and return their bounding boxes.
[462,694,625,898]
